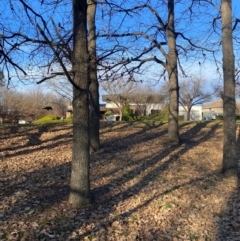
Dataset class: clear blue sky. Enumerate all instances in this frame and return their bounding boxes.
[0,0,240,96]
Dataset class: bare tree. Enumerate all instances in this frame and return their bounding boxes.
[45,78,72,101]
[166,0,179,143]
[221,0,237,174]
[1,0,92,206]
[88,0,100,152]
[129,85,167,116]
[101,79,136,121]
[0,86,62,122]
[68,0,92,206]
[97,0,218,143]
[179,77,214,121]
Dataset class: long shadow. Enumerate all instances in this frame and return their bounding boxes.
[216,125,240,240]
[0,124,73,224]
[0,121,221,240]
[92,121,219,202]
[92,123,171,181]
[0,162,71,218]
[78,172,220,240]
[0,124,72,159]
[99,120,166,135]
[55,121,218,240]
[95,121,210,181]
[0,123,71,140]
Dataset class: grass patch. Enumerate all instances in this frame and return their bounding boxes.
[34,115,72,124]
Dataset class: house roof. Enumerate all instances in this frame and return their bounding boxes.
[202,99,240,110]
[202,99,223,109]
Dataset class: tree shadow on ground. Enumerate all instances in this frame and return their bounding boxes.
[0,124,73,240]
[99,120,166,135]
[66,121,220,240]
[61,121,220,240]
[96,121,213,181]
[0,121,223,240]
[0,124,72,159]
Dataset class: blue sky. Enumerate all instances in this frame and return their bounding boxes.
[0,0,240,97]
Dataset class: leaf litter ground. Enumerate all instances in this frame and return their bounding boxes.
[0,121,240,241]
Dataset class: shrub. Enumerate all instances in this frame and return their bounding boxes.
[105,110,113,116]
[123,104,134,121]
[214,115,240,121]
[65,116,73,123]
[34,115,60,124]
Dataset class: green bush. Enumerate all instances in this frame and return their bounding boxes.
[123,104,132,116]
[123,104,134,121]
[65,116,73,123]
[213,114,240,121]
[105,110,113,116]
[34,115,60,124]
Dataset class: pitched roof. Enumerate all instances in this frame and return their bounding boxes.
[202,99,223,109]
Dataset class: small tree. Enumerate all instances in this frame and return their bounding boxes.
[129,85,167,116]
[179,77,214,121]
[101,79,136,121]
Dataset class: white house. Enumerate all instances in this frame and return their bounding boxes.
[179,106,202,121]
[102,94,165,116]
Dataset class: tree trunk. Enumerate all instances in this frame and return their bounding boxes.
[166,0,179,143]
[69,0,92,207]
[119,108,123,121]
[88,0,100,153]
[221,0,237,174]
[187,109,190,121]
[187,105,192,121]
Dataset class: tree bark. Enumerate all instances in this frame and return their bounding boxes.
[88,0,100,153]
[221,0,237,174]
[69,0,92,207]
[166,0,179,143]
[187,108,191,121]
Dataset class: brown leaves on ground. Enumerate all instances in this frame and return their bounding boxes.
[0,121,239,241]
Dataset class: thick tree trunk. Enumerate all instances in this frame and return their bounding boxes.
[88,0,100,153]
[221,0,237,174]
[69,0,92,207]
[166,0,179,143]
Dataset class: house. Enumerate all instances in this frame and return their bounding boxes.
[202,99,223,115]
[102,94,165,116]
[201,99,240,119]
[66,102,111,120]
[179,106,203,121]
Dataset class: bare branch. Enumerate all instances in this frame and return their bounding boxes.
[233,18,240,31]
[36,23,81,90]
